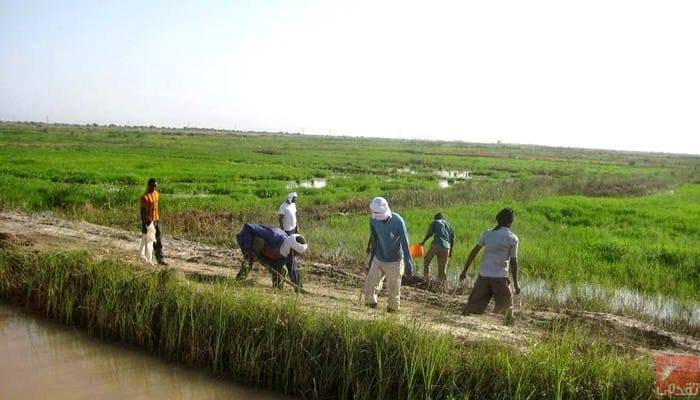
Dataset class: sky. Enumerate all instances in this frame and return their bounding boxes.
[1,1,699,155]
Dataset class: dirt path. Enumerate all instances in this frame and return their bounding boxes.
[1,210,697,360]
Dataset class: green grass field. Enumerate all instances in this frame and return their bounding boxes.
[2,122,699,398]
[2,122,697,306]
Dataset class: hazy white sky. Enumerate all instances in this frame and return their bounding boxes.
[1,1,699,154]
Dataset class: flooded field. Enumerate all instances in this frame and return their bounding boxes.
[513,277,700,328]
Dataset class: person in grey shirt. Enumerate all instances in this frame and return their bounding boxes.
[459,208,520,321]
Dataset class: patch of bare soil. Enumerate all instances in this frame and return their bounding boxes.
[1,210,697,362]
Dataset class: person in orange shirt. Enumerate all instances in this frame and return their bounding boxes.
[140,178,168,265]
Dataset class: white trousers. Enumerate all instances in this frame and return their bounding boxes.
[364,258,404,310]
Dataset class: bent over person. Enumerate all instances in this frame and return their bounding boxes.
[140,178,167,265]
[236,223,308,290]
[459,208,520,323]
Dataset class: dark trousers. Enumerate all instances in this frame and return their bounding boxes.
[153,221,164,261]
[236,246,302,291]
[259,254,301,289]
[143,220,165,262]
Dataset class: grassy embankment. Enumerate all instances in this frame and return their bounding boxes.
[0,249,653,399]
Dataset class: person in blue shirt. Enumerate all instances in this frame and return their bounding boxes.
[363,197,414,312]
[420,212,456,283]
[236,223,308,291]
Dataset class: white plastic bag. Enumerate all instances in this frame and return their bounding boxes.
[139,222,156,264]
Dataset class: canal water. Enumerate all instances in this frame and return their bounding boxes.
[0,303,293,400]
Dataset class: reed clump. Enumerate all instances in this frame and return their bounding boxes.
[0,248,654,399]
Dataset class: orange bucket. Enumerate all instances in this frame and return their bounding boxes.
[409,244,424,258]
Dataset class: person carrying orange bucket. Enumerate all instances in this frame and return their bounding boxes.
[419,212,455,283]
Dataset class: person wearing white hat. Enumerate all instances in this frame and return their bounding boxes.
[236,223,308,291]
[279,192,299,235]
[364,197,414,312]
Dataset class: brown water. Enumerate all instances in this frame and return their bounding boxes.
[0,303,293,400]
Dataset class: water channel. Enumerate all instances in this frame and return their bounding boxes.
[0,303,293,400]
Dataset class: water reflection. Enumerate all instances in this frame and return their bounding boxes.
[286,179,327,189]
[436,170,471,188]
[0,303,293,400]
[394,167,416,175]
[435,170,471,180]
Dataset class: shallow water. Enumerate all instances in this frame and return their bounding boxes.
[435,170,471,180]
[522,277,700,327]
[449,273,700,328]
[286,178,327,189]
[0,303,293,400]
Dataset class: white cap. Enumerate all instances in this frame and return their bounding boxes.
[369,197,392,220]
[287,192,298,202]
[280,234,308,256]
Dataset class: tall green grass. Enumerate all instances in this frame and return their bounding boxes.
[0,248,655,399]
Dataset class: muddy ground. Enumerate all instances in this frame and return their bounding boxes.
[1,210,697,363]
